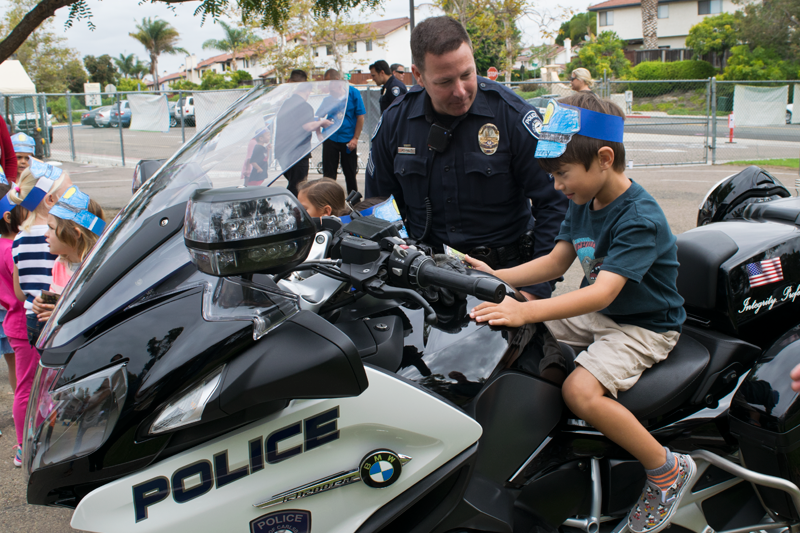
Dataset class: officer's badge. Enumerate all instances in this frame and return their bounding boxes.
[478,123,499,155]
[522,110,543,139]
[392,86,401,96]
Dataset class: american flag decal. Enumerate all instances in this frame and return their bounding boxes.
[746,257,784,288]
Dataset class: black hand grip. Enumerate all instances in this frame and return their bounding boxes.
[416,261,506,303]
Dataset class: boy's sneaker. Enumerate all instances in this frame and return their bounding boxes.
[628,453,696,533]
[12,445,22,467]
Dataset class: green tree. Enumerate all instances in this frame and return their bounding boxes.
[84,54,119,86]
[129,17,187,89]
[734,0,800,60]
[117,77,146,91]
[171,79,200,90]
[314,12,377,73]
[566,30,630,79]
[0,0,383,65]
[199,70,237,90]
[114,53,150,78]
[202,20,260,71]
[721,45,799,80]
[0,0,84,92]
[686,13,740,58]
[555,12,595,46]
[63,58,88,93]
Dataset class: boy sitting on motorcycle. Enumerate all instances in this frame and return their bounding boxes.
[466,92,693,533]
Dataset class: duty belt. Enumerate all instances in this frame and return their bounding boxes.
[469,243,521,270]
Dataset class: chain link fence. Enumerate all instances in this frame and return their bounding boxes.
[2,79,798,173]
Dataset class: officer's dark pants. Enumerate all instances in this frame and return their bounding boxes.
[281,156,310,196]
[321,139,358,194]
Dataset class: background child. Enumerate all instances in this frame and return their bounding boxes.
[247,128,272,186]
[0,183,31,466]
[0,182,25,400]
[9,160,71,346]
[32,185,105,323]
[297,178,350,217]
[468,93,692,533]
[11,132,36,177]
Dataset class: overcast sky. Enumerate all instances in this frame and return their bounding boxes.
[16,0,596,75]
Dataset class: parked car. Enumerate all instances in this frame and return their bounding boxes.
[9,97,53,142]
[81,105,112,128]
[787,104,794,124]
[174,95,195,127]
[109,100,132,128]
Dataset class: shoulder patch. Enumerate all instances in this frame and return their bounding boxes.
[371,115,383,140]
[522,110,543,139]
[392,86,400,97]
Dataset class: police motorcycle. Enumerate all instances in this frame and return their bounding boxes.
[19,80,800,533]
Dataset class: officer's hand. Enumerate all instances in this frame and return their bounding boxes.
[469,296,529,327]
[464,254,495,276]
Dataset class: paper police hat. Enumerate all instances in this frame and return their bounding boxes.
[254,127,269,139]
[534,99,624,159]
[50,185,105,236]
[0,166,6,186]
[19,159,64,211]
[11,132,36,155]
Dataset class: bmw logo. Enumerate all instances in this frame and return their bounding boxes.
[359,450,403,488]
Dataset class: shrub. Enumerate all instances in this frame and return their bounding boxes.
[566,31,631,80]
[721,45,799,80]
[629,60,716,96]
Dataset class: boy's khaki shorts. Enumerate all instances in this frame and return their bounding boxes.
[544,312,680,398]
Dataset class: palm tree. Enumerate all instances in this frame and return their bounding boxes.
[202,20,259,72]
[129,17,187,89]
[641,0,658,49]
[132,58,151,80]
[114,53,137,78]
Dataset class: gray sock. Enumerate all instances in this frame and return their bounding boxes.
[645,447,678,491]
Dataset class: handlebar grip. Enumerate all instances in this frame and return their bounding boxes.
[417,261,506,303]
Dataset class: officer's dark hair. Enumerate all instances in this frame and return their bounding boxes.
[537,92,627,174]
[289,69,308,82]
[390,63,403,73]
[369,61,391,75]
[411,16,473,73]
[324,68,341,80]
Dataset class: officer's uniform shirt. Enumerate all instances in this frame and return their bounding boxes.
[366,77,568,295]
[380,75,408,113]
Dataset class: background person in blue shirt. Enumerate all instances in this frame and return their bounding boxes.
[320,69,365,194]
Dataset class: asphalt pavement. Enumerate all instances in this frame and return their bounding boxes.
[1,162,798,532]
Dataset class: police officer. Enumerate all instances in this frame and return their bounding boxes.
[365,16,568,299]
[369,60,408,114]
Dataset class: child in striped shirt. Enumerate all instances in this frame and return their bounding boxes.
[8,161,72,346]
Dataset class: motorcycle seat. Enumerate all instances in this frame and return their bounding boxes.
[617,334,710,421]
[560,334,710,422]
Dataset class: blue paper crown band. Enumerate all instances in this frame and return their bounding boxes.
[0,194,15,215]
[49,185,105,236]
[21,160,63,210]
[535,99,625,159]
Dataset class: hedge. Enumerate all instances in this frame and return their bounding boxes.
[629,60,717,97]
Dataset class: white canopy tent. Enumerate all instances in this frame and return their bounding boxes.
[0,59,36,94]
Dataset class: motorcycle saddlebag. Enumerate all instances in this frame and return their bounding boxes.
[697,166,790,226]
[729,326,800,521]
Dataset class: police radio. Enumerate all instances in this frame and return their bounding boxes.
[427,124,452,153]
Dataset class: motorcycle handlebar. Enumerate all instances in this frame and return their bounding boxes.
[416,260,507,304]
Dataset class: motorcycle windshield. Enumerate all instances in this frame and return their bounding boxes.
[44,81,348,346]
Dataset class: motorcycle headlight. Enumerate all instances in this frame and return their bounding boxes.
[23,363,127,476]
[184,187,316,276]
[149,366,223,435]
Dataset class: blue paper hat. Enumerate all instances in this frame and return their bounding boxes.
[534,99,625,158]
[20,159,63,211]
[0,166,6,186]
[49,185,105,236]
[11,132,35,155]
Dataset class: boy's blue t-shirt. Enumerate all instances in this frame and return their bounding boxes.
[556,180,686,333]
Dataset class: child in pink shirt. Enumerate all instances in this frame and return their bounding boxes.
[0,183,31,464]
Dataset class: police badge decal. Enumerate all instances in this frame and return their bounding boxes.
[478,123,500,155]
[250,510,311,533]
[392,86,401,96]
